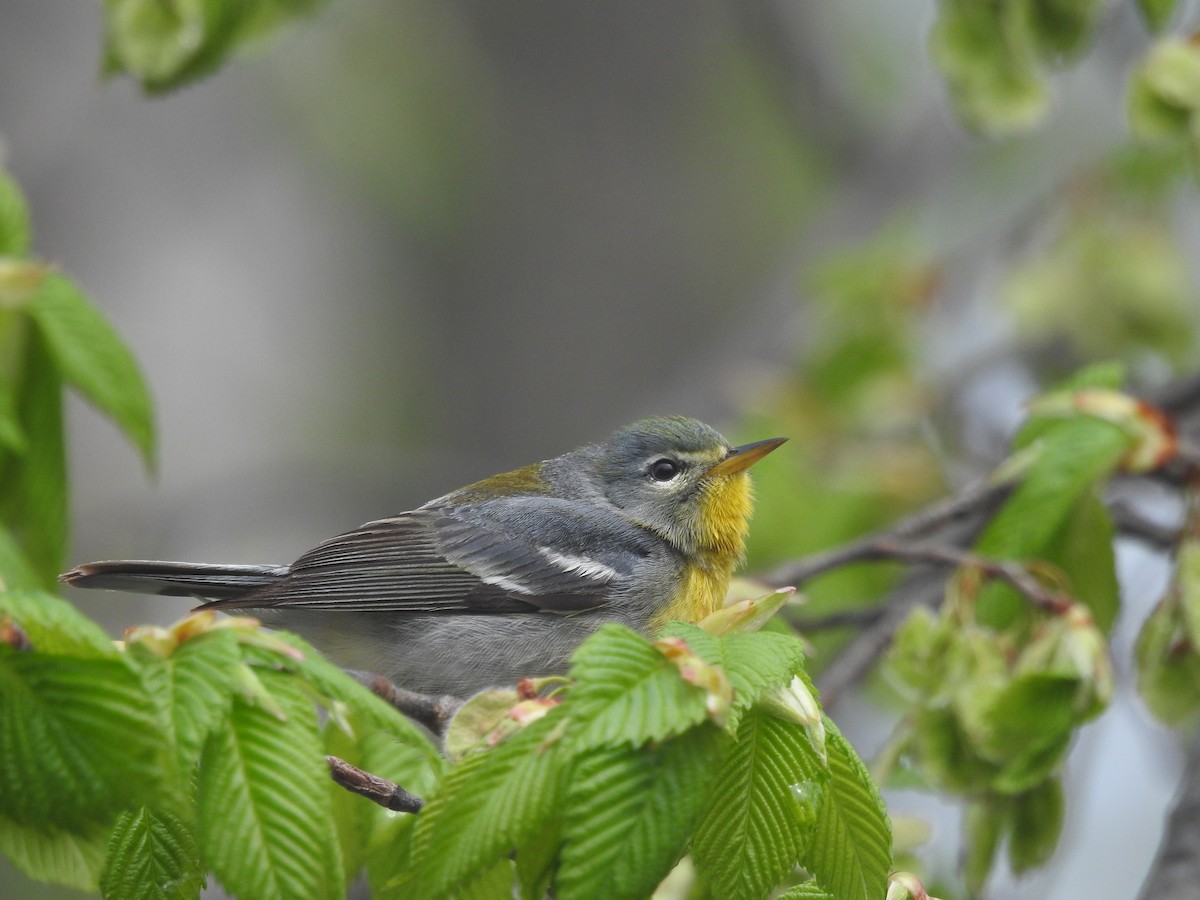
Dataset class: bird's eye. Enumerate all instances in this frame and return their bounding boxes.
[650,458,681,482]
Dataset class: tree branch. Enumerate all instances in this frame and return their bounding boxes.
[327,755,424,814]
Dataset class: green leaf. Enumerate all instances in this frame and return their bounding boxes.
[127,629,240,780]
[777,882,837,900]
[1135,592,1200,724]
[412,712,566,896]
[563,623,715,748]
[691,708,823,900]
[196,667,341,900]
[0,589,117,657]
[0,334,66,586]
[0,815,107,892]
[975,415,1131,627]
[1137,0,1179,31]
[964,798,1004,896]
[661,623,807,732]
[0,527,39,591]
[102,0,326,93]
[1176,539,1200,651]
[975,673,1077,794]
[1008,777,1065,872]
[0,380,25,455]
[556,725,724,900]
[1042,491,1119,633]
[100,806,204,900]
[807,721,892,900]
[1023,0,1105,61]
[930,0,1050,136]
[102,0,251,92]
[27,273,155,470]
[247,629,444,767]
[0,170,31,257]
[912,707,997,794]
[0,648,165,828]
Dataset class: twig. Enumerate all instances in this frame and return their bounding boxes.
[765,477,1015,587]
[327,755,424,814]
[350,671,464,735]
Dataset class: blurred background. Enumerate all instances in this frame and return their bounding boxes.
[4,1,1200,897]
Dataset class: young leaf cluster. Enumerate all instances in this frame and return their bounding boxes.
[408,622,892,900]
[101,0,329,94]
[930,0,1181,137]
[0,592,444,898]
[880,372,1164,893]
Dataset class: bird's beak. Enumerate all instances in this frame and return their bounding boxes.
[707,436,787,477]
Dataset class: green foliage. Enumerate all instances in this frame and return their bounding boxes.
[27,274,156,470]
[410,624,891,899]
[100,807,204,900]
[930,0,1186,138]
[930,0,1052,135]
[1004,205,1199,368]
[1137,0,1180,31]
[196,668,342,900]
[1129,39,1200,166]
[0,595,444,897]
[101,0,327,93]
[1137,534,1200,724]
[0,170,156,589]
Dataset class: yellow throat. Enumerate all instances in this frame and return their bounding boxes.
[650,471,754,630]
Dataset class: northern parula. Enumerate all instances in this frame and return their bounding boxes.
[62,417,785,697]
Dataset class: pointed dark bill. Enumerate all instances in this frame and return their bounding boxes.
[707,436,787,477]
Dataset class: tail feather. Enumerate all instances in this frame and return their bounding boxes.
[59,560,289,600]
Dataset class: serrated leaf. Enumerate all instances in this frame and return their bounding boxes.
[556,725,724,900]
[777,882,836,900]
[100,806,204,900]
[0,334,66,585]
[808,721,892,900]
[27,273,155,470]
[661,623,808,732]
[128,628,240,780]
[692,708,823,900]
[0,648,164,828]
[196,667,341,900]
[244,629,444,767]
[412,712,566,896]
[1008,777,1064,873]
[0,171,31,256]
[0,814,107,891]
[0,589,117,657]
[563,623,714,748]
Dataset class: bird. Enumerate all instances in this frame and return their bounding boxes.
[61,416,785,698]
